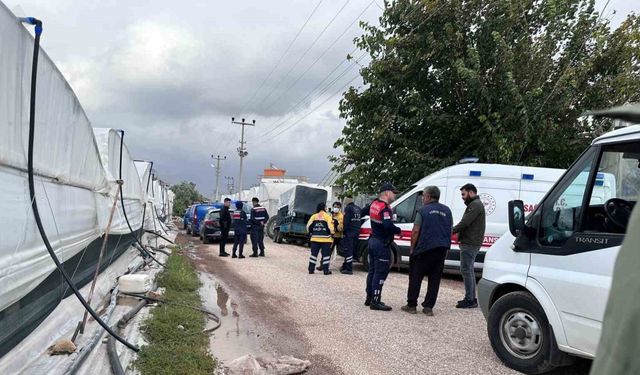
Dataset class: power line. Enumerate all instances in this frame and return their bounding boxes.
[251,0,354,112]
[259,51,368,138]
[259,73,361,143]
[255,2,427,139]
[239,0,325,114]
[260,0,377,113]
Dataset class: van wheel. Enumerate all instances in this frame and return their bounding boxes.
[487,291,559,374]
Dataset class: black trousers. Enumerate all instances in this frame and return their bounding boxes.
[406,247,449,308]
[219,228,230,255]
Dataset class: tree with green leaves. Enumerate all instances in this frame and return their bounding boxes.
[332,0,640,195]
[170,181,206,216]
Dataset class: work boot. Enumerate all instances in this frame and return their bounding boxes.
[324,270,332,275]
[259,251,265,257]
[239,255,246,259]
[309,270,315,274]
[220,252,230,257]
[364,296,372,306]
[250,253,259,258]
[370,301,392,311]
[456,299,478,309]
[401,305,417,314]
[231,254,238,259]
[422,307,434,316]
[316,265,323,271]
[340,269,353,275]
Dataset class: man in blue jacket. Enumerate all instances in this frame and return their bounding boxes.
[401,186,453,316]
[340,196,362,274]
[232,201,249,259]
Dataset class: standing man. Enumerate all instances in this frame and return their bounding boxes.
[318,202,343,271]
[219,198,232,257]
[452,183,486,309]
[401,186,452,316]
[307,202,335,275]
[250,197,269,257]
[231,201,249,259]
[341,196,362,274]
[365,183,401,311]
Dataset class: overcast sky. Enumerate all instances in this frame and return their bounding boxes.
[6,0,636,198]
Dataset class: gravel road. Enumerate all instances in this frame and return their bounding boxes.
[179,232,591,375]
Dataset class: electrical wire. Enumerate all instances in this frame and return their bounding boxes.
[239,0,325,115]
[252,0,354,112]
[259,51,367,139]
[261,0,377,112]
[20,16,139,352]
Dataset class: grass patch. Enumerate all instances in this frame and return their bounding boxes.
[134,248,216,375]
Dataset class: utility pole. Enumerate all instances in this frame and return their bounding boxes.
[225,176,235,195]
[211,154,226,202]
[231,117,255,201]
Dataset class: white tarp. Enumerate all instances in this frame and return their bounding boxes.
[0,3,110,313]
[93,128,144,235]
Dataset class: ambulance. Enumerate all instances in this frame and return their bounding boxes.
[357,163,565,271]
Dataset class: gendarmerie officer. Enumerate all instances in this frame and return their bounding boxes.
[364,183,400,311]
[340,196,362,274]
[232,201,249,258]
[250,197,269,257]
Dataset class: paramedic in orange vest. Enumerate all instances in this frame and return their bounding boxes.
[307,202,335,275]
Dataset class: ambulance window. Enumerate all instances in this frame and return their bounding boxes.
[583,142,640,234]
[538,148,597,247]
[394,192,420,223]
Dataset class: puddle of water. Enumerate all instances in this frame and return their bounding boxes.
[198,273,264,364]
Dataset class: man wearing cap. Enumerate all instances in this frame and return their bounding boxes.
[401,186,452,316]
[250,197,269,257]
[364,183,401,311]
[341,196,362,274]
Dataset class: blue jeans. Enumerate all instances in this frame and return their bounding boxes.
[366,237,391,303]
[459,244,480,301]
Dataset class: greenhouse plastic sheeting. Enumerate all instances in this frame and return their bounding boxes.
[93,128,144,234]
[0,3,142,358]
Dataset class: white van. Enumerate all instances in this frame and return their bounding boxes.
[479,108,640,374]
[357,163,565,271]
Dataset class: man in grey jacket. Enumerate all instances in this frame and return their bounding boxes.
[452,183,486,308]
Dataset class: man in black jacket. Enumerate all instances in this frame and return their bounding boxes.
[219,198,232,257]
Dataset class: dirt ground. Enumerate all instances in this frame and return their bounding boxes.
[176,231,592,375]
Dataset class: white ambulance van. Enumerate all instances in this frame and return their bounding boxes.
[479,105,640,374]
[357,163,565,271]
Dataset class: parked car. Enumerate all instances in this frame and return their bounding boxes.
[479,106,640,374]
[356,163,565,271]
[185,203,218,236]
[183,206,192,230]
[200,208,235,244]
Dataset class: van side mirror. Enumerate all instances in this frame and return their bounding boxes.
[508,200,525,236]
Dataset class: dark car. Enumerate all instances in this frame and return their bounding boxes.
[185,203,218,236]
[200,208,234,244]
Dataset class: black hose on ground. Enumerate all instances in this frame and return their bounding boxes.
[120,292,221,331]
[21,17,139,352]
[107,299,148,375]
[144,229,175,244]
[116,130,167,269]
